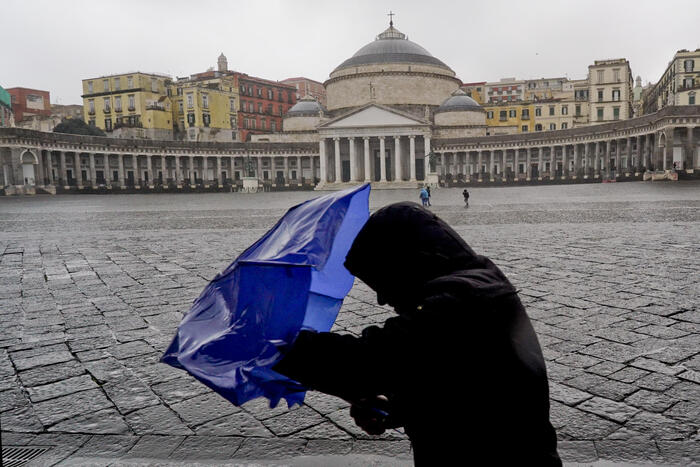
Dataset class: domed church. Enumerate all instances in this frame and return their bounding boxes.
[257,17,486,188]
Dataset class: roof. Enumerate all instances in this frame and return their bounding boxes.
[332,24,452,74]
[286,96,325,116]
[436,90,483,113]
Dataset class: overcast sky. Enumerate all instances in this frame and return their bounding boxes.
[3,0,699,105]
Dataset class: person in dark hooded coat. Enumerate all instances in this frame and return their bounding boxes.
[273,202,561,466]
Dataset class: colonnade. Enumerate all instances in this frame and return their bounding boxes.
[21,151,318,189]
[318,134,430,183]
[433,126,697,182]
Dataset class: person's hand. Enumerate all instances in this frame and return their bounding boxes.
[349,395,391,436]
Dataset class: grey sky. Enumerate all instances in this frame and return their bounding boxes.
[3,0,699,105]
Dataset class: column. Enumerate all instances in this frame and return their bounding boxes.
[319,138,327,183]
[526,147,532,180]
[104,154,112,187]
[513,150,518,181]
[501,150,507,180]
[334,137,341,183]
[409,135,416,181]
[394,135,402,181]
[615,140,621,178]
[562,146,568,179]
[489,151,495,181]
[593,143,600,177]
[349,137,356,182]
[296,156,301,182]
[685,126,694,170]
[146,154,153,187]
[161,156,167,184]
[664,129,673,170]
[47,151,54,185]
[423,136,431,179]
[605,140,612,177]
[538,147,543,180]
[117,154,125,187]
[214,156,220,186]
[363,137,371,182]
[550,146,556,180]
[174,156,180,186]
[202,156,210,187]
[256,157,262,181]
[189,156,195,185]
[89,153,96,187]
[625,137,631,175]
[283,156,289,185]
[59,151,67,187]
[585,143,591,178]
[477,151,483,181]
[75,153,83,188]
[379,136,387,182]
[636,136,643,173]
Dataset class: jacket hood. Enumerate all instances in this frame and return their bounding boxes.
[344,202,515,307]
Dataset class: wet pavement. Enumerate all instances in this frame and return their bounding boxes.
[1,181,699,466]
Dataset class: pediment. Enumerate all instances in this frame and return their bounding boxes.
[320,105,428,129]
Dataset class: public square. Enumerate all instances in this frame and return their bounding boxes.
[1,181,699,466]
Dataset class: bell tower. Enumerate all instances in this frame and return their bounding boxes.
[217,53,228,72]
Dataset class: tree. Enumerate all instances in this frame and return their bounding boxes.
[53,118,106,137]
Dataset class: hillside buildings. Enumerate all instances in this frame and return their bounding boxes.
[643,49,700,114]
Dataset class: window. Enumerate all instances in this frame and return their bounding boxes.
[202,113,210,127]
[561,122,567,129]
[230,115,237,128]
[127,76,133,88]
[261,119,266,130]
[613,68,620,82]
[115,96,122,112]
[128,94,135,111]
[105,118,112,131]
[535,124,542,131]
[613,107,620,120]
[257,88,262,97]
[597,70,604,83]
[612,89,620,101]
[103,79,110,92]
[178,101,183,113]
[598,89,604,102]
[683,78,694,89]
[103,97,111,112]
[561,106,568,115]
[186,93,194,109]
[549,106,555,116]
[251,119,256,129]
[597,107,604,121]
[88,99,95,114]
[521,108,530,119]
[248,86,252,95]
[258,103,263,113]
[685,59,695,72]
[89,118,96,126]
[267,89,273,99]
[575,105,581,116]
[229,98,236,112]
[521,125,528,132]
[187,112,195,126]
[549,123,556,130]
[88,81,93,93]
[690,93,696,105]
[509,109,516,118]
[487,111,494,119]
[202,93,209,109]
[499,110,507,121]
[151,78,158,92]
[535,107,542,117]
[114,78,121,91]
[271,120,276,132]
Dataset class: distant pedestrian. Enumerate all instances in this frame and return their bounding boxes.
[425,186,432,206]
[419,187,430,207]
[462,188,470,208]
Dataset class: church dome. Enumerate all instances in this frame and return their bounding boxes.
[436,89,483,113]
[332,24,452,73]
[286,95,324,116]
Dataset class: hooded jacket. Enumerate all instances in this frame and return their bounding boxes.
[273,202,561,466]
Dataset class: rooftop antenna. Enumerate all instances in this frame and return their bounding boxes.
[388,10,395,27]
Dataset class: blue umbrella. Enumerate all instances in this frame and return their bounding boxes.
[161,183,371,409]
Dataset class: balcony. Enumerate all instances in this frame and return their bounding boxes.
[128,106,136,111]
[103,107,111,114]
[115,107,122,113]
[88,110,95,115]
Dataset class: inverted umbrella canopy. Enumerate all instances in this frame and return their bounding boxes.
[161,184,371,409]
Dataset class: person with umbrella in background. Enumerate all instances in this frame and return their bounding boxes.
[274,202,561,466]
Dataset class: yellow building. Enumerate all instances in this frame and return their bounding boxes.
[484,102,534,134]
[81,73,173,139]
[171,70,239,142]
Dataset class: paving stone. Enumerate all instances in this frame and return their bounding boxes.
[625,412,696,440]
[303,439,353,455]
[194,411,273,437]
[48,408,132,434]
[54,434,137,465]
[576,396,639,423]
[32,388,114,427]
[169,391,240,426]
[548,382,593,406]
[120,434,186,460]
[262,405,327,436]
[103,377,161,414]
[556,440,598,463]
[18,360,86,387]
[351,440,413,458]
[625,389,677,412]
[27,374,98,402]
[124,404,194,435]
[168,435,244,460]
[594,439,664,463]
[151,376,210,404]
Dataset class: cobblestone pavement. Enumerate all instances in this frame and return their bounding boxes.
[1,182,699,466]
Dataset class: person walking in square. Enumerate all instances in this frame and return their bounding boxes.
[419,187,430,207]
[462,188,470,208]
[273,202,561,466]
[425,186,432,206]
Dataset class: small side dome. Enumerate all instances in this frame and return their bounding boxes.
[436,89,483,113]
[286,95,325,116]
